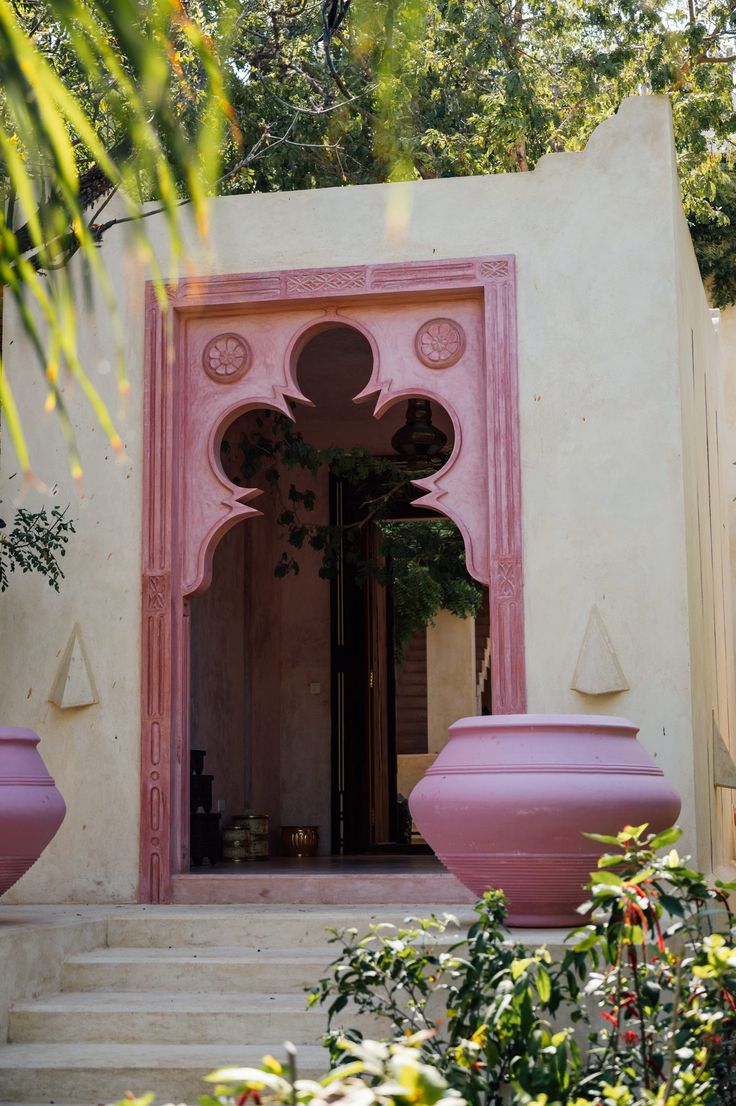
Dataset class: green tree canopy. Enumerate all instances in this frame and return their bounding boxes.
[3,0,736,479]
[211,0,736,299]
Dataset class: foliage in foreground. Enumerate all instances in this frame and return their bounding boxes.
[0,0,234,477]
[200,1036,465,1106]
[115,827,736,1106]
[307,826,736,1106]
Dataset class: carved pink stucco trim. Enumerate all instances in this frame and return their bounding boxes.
[141,254,525,904]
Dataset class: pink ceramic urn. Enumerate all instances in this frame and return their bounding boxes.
[0,728,66,896]
[409,714,681,927]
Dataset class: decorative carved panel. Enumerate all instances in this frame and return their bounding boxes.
[481,259,510,279]
[286,269,367,294]
[495,558,518,600]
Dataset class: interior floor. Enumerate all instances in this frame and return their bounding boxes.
[188,854,444,875]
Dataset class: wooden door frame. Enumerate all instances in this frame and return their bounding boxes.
[140,255,525,903]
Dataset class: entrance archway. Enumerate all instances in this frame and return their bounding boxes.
[140,255,524,903]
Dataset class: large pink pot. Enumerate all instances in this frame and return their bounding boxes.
[409,714,681,927]
[0,728,66,896]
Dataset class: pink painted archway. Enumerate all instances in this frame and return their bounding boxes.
[141,255,525,903]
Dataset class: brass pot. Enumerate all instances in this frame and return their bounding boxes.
[280,825,319,858]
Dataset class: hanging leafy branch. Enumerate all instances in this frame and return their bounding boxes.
[0,0,238,479]
[223,411,483,657]
[224,410,424,579]
[380,521,483,659]
[0,501,75,592]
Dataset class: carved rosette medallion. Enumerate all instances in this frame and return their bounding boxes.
[415,318,466,369]
[202,333,250,383]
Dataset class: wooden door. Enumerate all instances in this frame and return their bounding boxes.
[330,476,396,852]
[365,525,394,845]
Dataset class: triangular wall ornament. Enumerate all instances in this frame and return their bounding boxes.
[48,624,99,709]
[571,605,629,696]
[713,719,736,788]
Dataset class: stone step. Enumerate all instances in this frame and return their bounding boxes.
[0,1042,328,1105]
[105,906,467,949]
[61,946,337,993]
[9,991,338,1045]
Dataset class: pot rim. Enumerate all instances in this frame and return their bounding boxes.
[448,714,638,735]
[0,727,41,744]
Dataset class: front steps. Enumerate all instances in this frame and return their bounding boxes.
[61,945,335,994]
[0,905,473,1106]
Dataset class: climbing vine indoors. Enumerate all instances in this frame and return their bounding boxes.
[222,411,484,659]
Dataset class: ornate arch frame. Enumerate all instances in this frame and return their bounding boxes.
[140,255,525,903]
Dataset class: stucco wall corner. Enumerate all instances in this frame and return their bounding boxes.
[673,185,736,872]
[584,94,674,161]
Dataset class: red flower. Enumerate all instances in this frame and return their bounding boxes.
[624,1030,639,1045]
[601,1011,618,1027]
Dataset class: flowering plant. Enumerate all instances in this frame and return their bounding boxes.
[309,827,736,1106]
[559,825,736,1106]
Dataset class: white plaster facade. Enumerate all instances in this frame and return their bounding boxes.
[1,94,734,902]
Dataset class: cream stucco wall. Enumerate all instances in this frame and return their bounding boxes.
[426,611,477,754]
[1,94,730,901]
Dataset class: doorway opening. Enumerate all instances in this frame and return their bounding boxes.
[187,324,490,873]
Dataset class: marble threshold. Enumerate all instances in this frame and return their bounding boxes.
[176,854,476,904]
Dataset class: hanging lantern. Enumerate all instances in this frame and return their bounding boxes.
[391,399,447,472]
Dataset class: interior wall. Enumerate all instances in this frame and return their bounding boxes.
[275,469,332,849]
[189,469,335,857]
[189,524,247,827]
[242,485,283,853]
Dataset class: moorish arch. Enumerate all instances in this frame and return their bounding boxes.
[141,255,524,903]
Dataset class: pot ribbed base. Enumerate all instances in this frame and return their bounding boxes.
[0,857,35,896]
[0,728,67,898]
[441,852,597,926]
